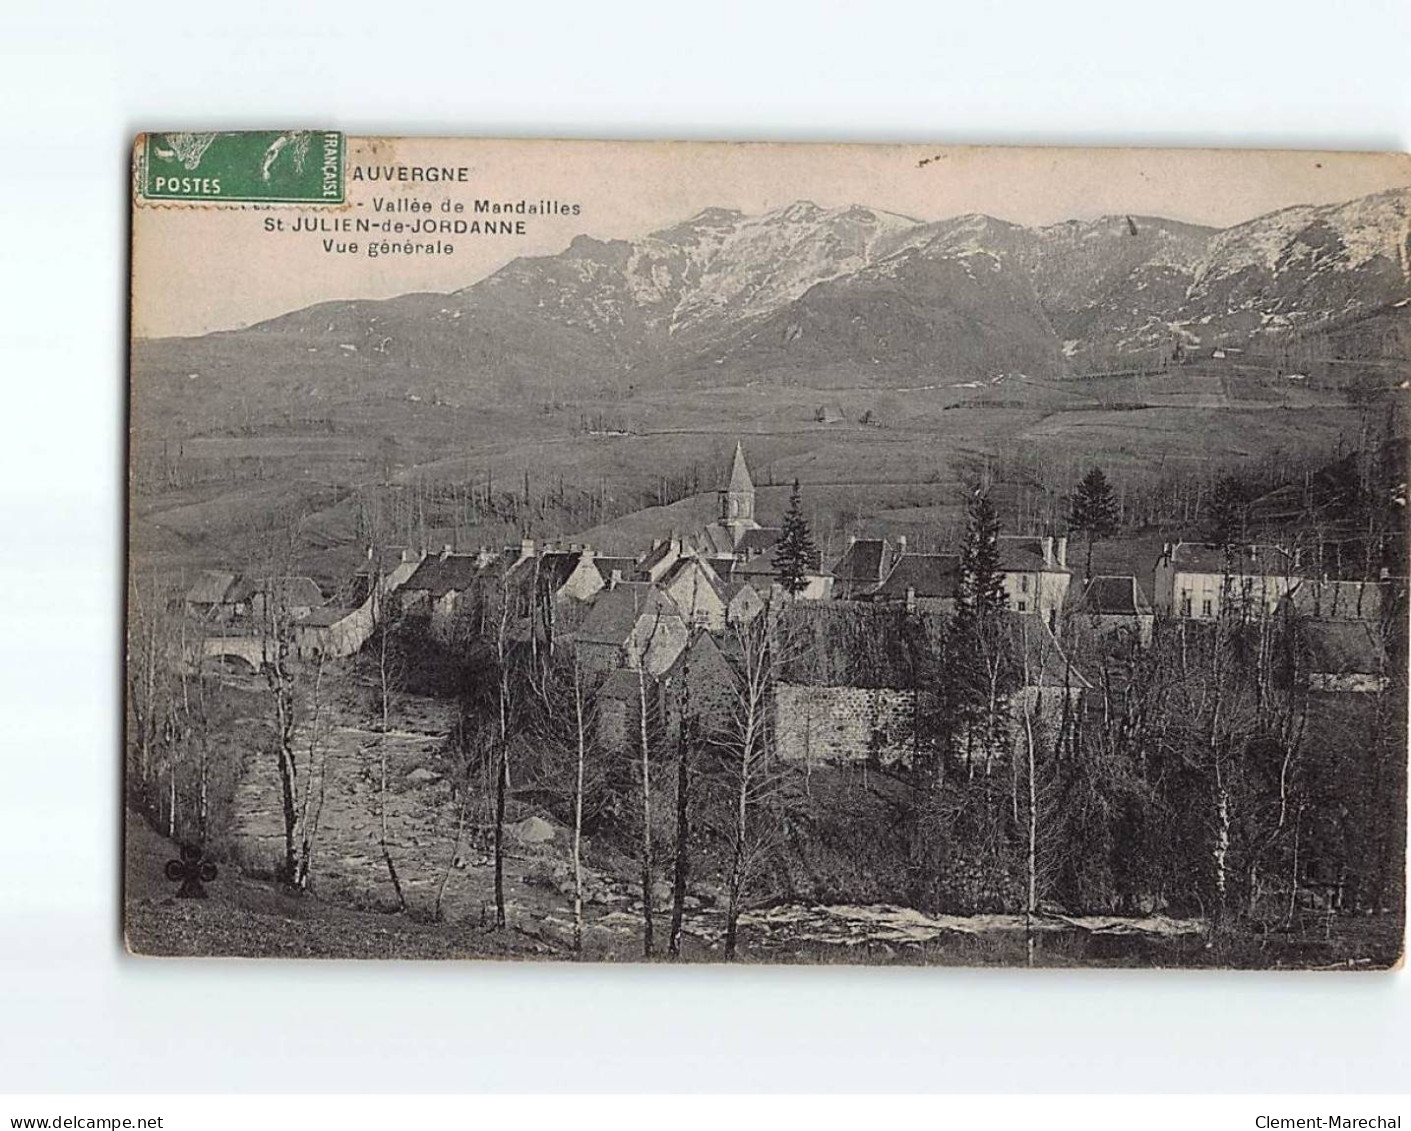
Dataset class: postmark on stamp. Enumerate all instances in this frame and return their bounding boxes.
[137,130,344,204]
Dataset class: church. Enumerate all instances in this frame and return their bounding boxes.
[688,441,832,600]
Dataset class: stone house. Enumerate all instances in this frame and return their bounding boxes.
[997,535,1072,627]
[593,668,648,754]
[399,550,494,636]
[232,575,324,621]
[183,570,238,621]
[635,536,685,584]
[517,546,607,652]
[1280,577,1386,623]
[658,631,738,746]
[1153,541,1299,622]
[353,546,425,602]
[1075,574,1155,647]
[829,536,898,600]
[721,579,766,628]
[656,554,728,632]
[528,547,605,604]
[593,630,741,753]
[573,582,687,676]
[292,597,377,660]
[725,552,833,601]
[867,550,961,614]
[1298,620,1389,693]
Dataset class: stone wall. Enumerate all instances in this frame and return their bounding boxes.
[774,682,915,768]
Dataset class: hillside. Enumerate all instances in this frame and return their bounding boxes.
[134,187,1411,435]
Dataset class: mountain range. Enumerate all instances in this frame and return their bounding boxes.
[137,186,1411,403]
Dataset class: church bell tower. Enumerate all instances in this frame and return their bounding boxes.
[719,441,759,538]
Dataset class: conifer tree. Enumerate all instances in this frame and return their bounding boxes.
[1069,466,1120,577]
[953,488,1015,781]
[1205,473,1246,548]
[957,488,1007,620]
[772,479,820,596]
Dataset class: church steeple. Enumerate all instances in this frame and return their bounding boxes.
[720,441,758,530]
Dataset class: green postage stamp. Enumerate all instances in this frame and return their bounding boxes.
[137,130,344,203]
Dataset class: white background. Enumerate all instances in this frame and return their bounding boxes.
[1,0,1408,1095]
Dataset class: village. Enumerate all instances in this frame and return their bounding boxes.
[182,440,1396,746]
[123,432,1407,966]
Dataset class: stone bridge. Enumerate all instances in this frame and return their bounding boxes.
[197,634,267,673]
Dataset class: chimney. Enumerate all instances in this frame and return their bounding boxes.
[905,586,917,614]
[1056,535,1067,570]
[1042,536,1054,568]
[582,546,595,564]
[520,537,535,560]
[609,569,622,590]
[897,535,908,555]
[440,544,452,560]
[847,534,858,547]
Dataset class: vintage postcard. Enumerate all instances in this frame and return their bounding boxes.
[127,135,1408,967]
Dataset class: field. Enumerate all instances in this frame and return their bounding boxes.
[129,358,1369,584]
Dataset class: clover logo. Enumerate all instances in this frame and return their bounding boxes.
[165,844,217,899]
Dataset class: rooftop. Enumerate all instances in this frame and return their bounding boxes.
[997,535,1070,573]
[576,583,682,647]
[658,555,725,598]
[871,553,962,601]
[533,550,589,594]
[726,441,754,495]
[1301,620,1386,676]
[1078,575,1153,617]
[590,555,640,584]
[636,539,681,577]
[735,527,783,557]
[1284,578,1385,622]
[404,553,487,598]
[1166,541,1295,576]
[830,538,893,586]
[185,570,237,605]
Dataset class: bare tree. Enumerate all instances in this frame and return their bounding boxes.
[374,571,408,914]
[1015,619,1065,966]
[127,573,173,791]
[492,570,513,929]
[635,657,656,957]
[256,521,332,891]
[434,707,492,924]
[570,657,593,955]
[719,602,801,960]
[667,631,696,959]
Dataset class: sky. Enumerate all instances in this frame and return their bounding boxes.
[131,138,1411,339]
